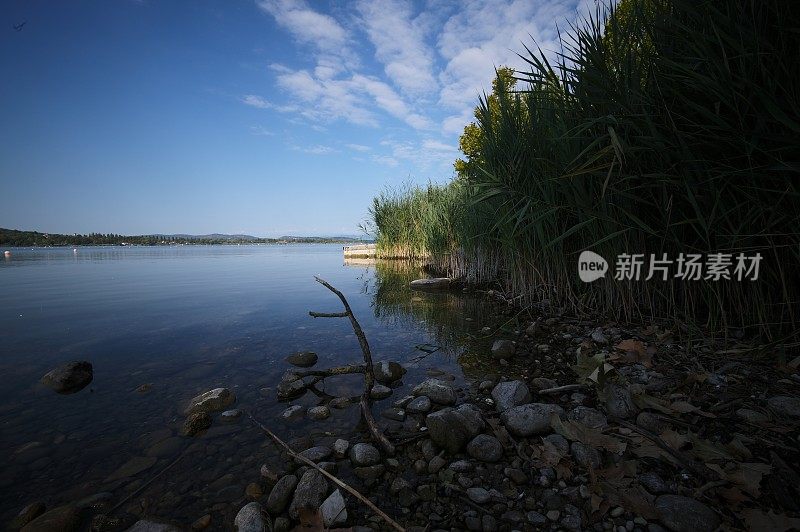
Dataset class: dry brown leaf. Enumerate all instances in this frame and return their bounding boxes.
[550,415,627,454]
[295,508,325,531]
[708,462,772,498]
[613,339,653,367]
[742,509,800,532]
[599,482,659,519]
[686,432,735,462]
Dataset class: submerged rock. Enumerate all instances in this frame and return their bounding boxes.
[410,278,451,290]
[105,456,157,482]
[184,388,235,415]
[406,395,432,414]
[286,351,318,368]
[183,412,212,436]
[277,373,306,400]
[412,379,457,405]
[233,502,270,532]
[370,384,393,400]
[220,409,242,422]
[267,475,298,514]
[491,381,531,412]
[375,361,405,383]
[281,405,305,421]
[654,495,719,532]
[307,406,331,420]
[501,403,564,436]
[40,361,93,394]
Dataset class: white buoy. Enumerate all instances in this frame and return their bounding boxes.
[3,250,10,257]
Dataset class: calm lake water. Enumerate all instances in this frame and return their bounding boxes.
[0,244,503,528]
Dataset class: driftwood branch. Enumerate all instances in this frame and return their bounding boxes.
[250,413,404,532]
[313,276,395,455]
[538,384,586,395]
[309,311,349,318]
[290,364,366,378]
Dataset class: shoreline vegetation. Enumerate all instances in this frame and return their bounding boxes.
[0,228,369,247]
[367,0,799,342]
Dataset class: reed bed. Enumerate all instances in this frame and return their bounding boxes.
[371,0,800,341]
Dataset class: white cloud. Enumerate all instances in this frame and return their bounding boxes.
[372,154,399,167]
[250,125,275,136]
[242,94,270,109]
[257,0,347,49]
[346,144,371,152]
[296,144,338,155]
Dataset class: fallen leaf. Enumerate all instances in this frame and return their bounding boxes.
[613,339,653,367]
[742,509,800,532]
[295,508,325,530]
[550,416,627,454]
[707,462,771,497]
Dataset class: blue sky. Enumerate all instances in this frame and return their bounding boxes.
[1,0,585,237]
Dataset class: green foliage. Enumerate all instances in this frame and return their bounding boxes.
[372,0,800,339]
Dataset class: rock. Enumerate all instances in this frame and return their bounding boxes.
[146,437,182,458]
[478,380,494,393]
[570,441,600,469]
[525,322,541,337]
[191,514,211,530]
[273,517,290,532]
[454,404,485,434]
[299,446,331,462]
[412,379,457,405]
[467,434,503,462]
[527,511,547,525]
[105,456,157,482]
[603,383,637,419]
[491,381,531,412]
[406,396,432,414]
[505,467,527,484]
[40,361,93,394]
[654,495,719,532]
[450,460,472,472]
[381,407,406,421]
[350,443,381,466]
[428,455,447,473]
[281,405,305,421]
[491,340,516,359]
[333,439,350,458]
[234,502,270,532]
[267,475,298,514]
[568,406,607,428]
[375,361,405,383]
[426,406,484,454]
[767,396,800,419]
[636,412,668,433]
[289,469,328,519]
[501,403,564,436]
[286,351,318,367]
[329,397,351,409]
[277,373,306,400]
[183,412,212,436]
[320,489,347,527]
[591,328,609,344]
[184,388,235,415]
[735,408,768,424]
[221,409,242,422]
[545,434,569,454]
[353,465,385,480]
[306,406,331,420]
[124,520,182,531]
[246,483,263,499]
[20,506,80,532]
[370,384,393,400]
[410,277,450,290]
[639,471,671,494]
[531,377,558,391]
[11,502,46,529]
[467,487,491,504]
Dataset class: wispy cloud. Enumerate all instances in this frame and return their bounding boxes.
[250,125,275,136]
[346,144,371,152]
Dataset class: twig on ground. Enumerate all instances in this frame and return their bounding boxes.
[538,384,586,395]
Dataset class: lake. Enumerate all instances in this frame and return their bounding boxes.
[0,244,504,527]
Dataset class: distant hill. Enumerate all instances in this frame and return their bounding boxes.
[0,228,370,247]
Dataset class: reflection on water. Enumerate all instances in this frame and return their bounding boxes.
[0,246,505,527]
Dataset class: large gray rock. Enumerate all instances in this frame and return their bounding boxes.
[286,351,318,368]
[467,434,503,462]
[124,520,181,532]
[426,405,485,454]
[410,278,451,290]
[320,489,347,527]
[40,361,93,394]
[298,446,331,462]
[276,372,306,400]
[370,384,393,400]
[184,388,235,415]
[491,340,516,359]
[234,502,270,532]
[266,475,298,514]
[412,378,457,405]
[375,361,405,384]
[406,395,432,414]
[767,396,800,419]
[655,495,720,532]
[570,441,600,469]
[350,443,381,466]
[491,381,531,412]
[501,403,564,436]
[289,469,328,519]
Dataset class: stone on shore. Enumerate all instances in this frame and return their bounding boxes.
[298,446,332,462]
[289,469,329,519]
[233,502,270,532]
[406,395,432,414]
[654,495,720,532]
[426,404,484,454]
[11,501,46,529]
[412,379,457,405]
[320,489,347,527]
[281,405,305,421]
[501,403,564,437]
[184,388,235,415]
[267,475,298,514]
[467,434,504,462]
[350,443,381,466]
[491,340,516,360]
[21,505,80,532]
[370,384,393,400]
[183,412,212,436]
[40,361,93,394]
[286,351,318,368]
[375,361,405,383]
[125,520,182,532]
[410,278,451,290]
[491,381,531,412]
[767,396,800,419]
[306,406,331,420]
[568,406,607,429]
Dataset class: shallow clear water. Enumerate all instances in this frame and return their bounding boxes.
[0,244,500,526]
